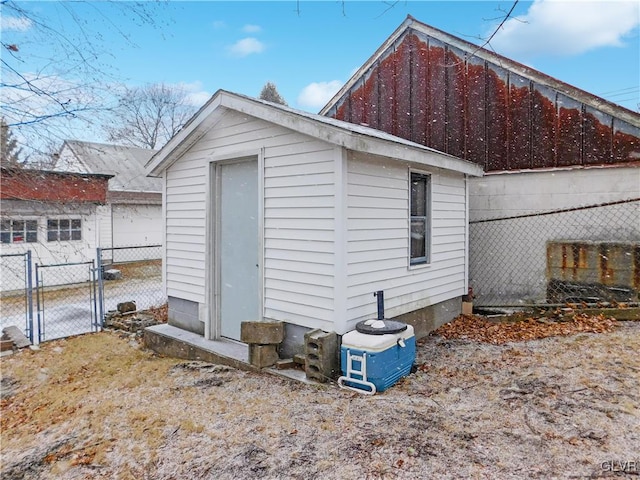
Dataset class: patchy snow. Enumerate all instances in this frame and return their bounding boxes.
[1,322,639,479]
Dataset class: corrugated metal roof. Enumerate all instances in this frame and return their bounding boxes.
[60,141,161,193]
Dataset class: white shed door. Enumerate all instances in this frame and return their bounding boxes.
[219,160,259,340]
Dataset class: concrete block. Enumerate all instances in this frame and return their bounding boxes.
[241,321,284,345]
[248,344,279,368]
[293,354,306,366]
[103,269,122,280]
[462,301,473,316]
[275,359,295,370]
[304,329,339,383]
[2,326,30,349]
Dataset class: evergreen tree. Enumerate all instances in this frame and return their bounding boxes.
[1,117,23,168]
[259,82,288,106]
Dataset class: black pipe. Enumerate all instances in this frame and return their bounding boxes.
[374,290,384,320]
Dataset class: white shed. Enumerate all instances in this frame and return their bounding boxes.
[147,90,482,354]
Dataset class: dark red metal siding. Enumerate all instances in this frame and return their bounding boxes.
[486,66,509,171]
[583,107,612,164]
[427,39,446,152]
[327,28,640,172]
[466,57,487,169]
[445,46,466,159]
[531,84,557,168]
[1,169,109,203]
[509,73,531,169]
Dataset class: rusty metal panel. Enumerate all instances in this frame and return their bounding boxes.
[508,72,532,169]
[486,65,509,170]
[378,50,396,135]
[466,56,487,169]
[349,79,365,126]
[556,93,583,167]
[326,27,639,173]
[613,118,640,162]
[584,106,613,164]
[445,46,466,159]
[395,39,412,140]
[410,34,429,146]
[360,68,379,129]
[427,37,446,152]
[531,83,557,168]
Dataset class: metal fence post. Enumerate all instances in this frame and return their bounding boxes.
[96,248,105,327]
[25,250,34,344]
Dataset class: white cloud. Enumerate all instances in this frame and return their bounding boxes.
[1,16,33,32]
[228,37,265,57]
[490,0,640,57]
[297,81,343,109]
[178,81,212,107]
[242,24,262,33]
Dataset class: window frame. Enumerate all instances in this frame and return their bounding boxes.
[409,170,431,266]
[47,218,82,242]
[0,219,38,244]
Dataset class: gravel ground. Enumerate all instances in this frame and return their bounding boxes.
[1,320,639,479]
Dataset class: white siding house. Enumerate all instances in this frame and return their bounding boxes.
[56,141,162,254]
[147,90,482,349]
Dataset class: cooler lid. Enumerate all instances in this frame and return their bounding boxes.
[355,319,408,335]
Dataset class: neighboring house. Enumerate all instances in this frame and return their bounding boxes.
[320,16,640,305]
[0,167,112,290]
[146,90,482,354]
[55,141,161,255]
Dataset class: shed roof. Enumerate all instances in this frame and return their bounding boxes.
[58,140,161,193]
[147,90,483,177]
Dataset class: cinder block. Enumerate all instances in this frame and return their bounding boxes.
[241,321,284,345]
[248,344,279,368]
[304,329,339,383]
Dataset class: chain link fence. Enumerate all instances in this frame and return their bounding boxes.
[34,261,100,342]
[98,245,165,317]
[469,198,640,308]
[0,251,34,342]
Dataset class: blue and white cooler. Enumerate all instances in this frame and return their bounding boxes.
[338,319,416,395]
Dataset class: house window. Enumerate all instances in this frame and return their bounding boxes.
[47,219,82,242]
[1,219,38,244]
[410,172,430,265]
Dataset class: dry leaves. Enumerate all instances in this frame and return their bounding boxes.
[434,313,617,344]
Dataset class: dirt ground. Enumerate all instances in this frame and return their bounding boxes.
[1,317,639,479]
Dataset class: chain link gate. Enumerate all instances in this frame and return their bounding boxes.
[0,251,34,342]
[35,261,101,342]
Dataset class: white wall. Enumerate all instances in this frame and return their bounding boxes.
[344,152,468,331]
[164,109,339,332]
[469,166,640,221]
[468,166,640,306]
[0,203,101,292]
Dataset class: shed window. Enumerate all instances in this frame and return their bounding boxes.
[1,219,38,244]
[47,219,82,242]
[410,172,430,265]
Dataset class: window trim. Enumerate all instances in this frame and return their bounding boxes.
[409,170,431,267]
[1,219,38,244]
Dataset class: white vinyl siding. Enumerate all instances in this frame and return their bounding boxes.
[263,140,336,331]
[345,152,467,328]
[164,109,337,330]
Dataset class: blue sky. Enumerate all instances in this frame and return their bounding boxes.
[1,1,639,152]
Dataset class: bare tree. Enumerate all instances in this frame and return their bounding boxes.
[1,117,23,167]
[259,82,288,106]
[103,83,197,150]
[0,1,168,161]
